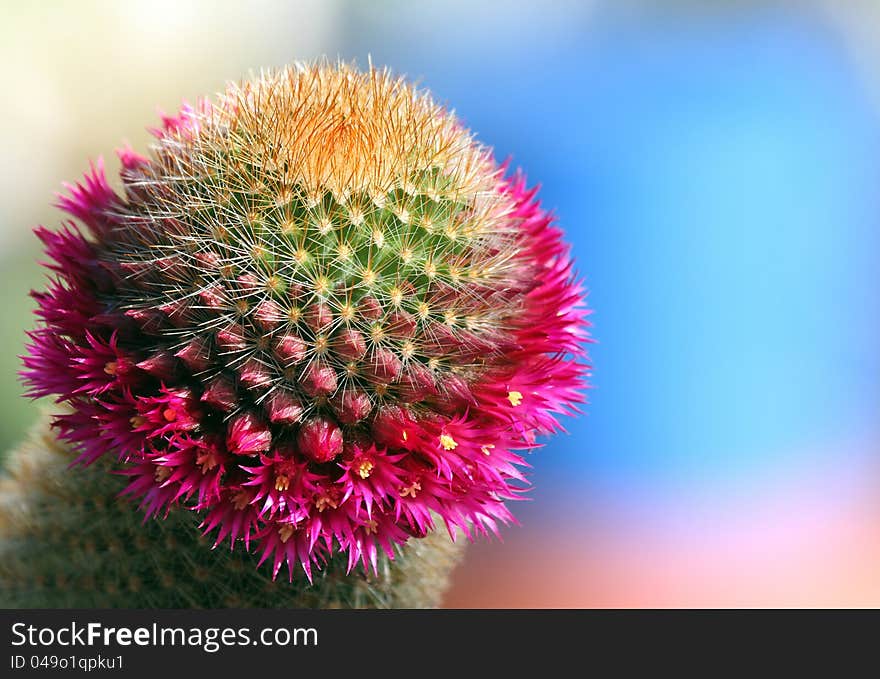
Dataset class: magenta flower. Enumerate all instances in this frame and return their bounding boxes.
[22,63,592,580]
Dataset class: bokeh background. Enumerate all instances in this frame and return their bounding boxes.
[2,0,879,607]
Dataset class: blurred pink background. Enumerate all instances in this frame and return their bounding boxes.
[446,446,880,607]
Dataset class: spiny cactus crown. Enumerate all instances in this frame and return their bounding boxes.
[23,62,591,579]
[109,64,524,439]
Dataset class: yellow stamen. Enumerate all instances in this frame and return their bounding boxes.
[278,525,295,543]
[315,495,338,512]
[507,391,523,407]
[275,475,290,492]
[357,459,374,479]
[481,444,495,456]
[103,361,118,376]
[400,481,421,498]
[197,451,219,473]
[232,491,251,511]
[439,434,458,450]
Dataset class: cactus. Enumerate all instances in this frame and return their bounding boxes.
[19,62,591,592]
[0,414,465,608]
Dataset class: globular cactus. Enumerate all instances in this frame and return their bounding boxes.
[17,62,591,598]
[0,414,464,608]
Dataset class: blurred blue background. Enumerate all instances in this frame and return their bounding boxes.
[2,0,879,605]
[347,2,880,490]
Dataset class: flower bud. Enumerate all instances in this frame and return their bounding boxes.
[200,375,238,411]
[254,299,285,331]
[226,412,271,455]
[330,388,372,424]
[364,347,402,383]
[333,328,366,360]
[238,357,272,390]
[266,390,303,425]
[274,333,307,365]
[296,417,343,463]
[174,337,211,372]
[300,362,337,397]
[136,351,178,381]
[305,302,333,332]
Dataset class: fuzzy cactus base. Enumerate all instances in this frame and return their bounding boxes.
[0,418,465,608]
